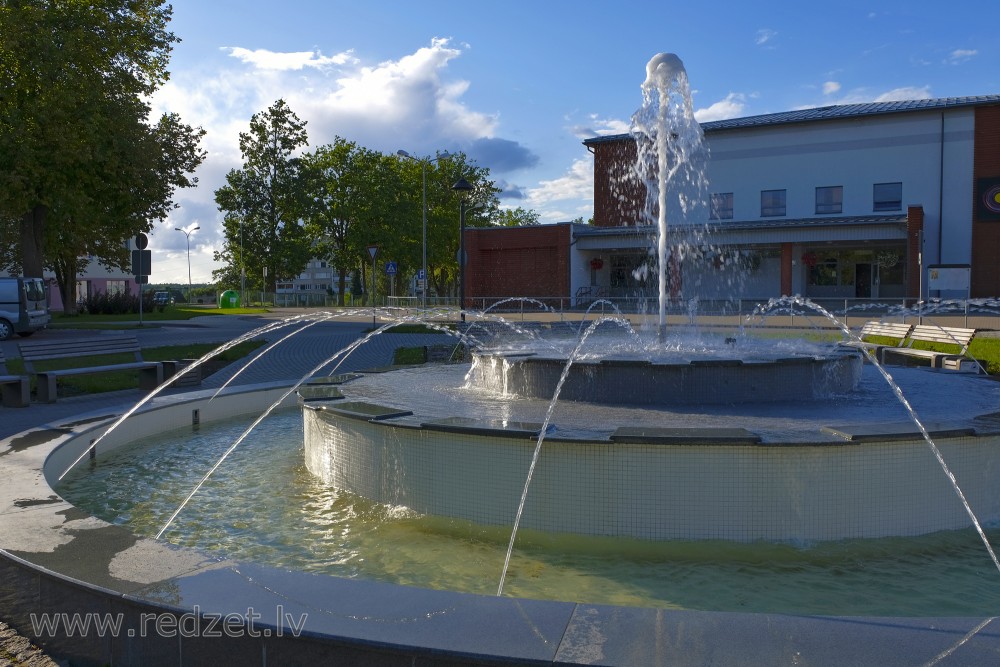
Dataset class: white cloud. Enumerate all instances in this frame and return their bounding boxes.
[526,158,593,223]
[570,114,629,139]
[823,81,841,95]
[225,47,357,70]
[873,86,932,102]
[694,93,746,122]
[147,37,523,281]
[755,29,777,46]
[945,49,977,65]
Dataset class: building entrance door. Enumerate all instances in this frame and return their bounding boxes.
[855,263,872,298]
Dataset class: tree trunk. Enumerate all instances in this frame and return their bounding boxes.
[338,268,347,307]
[19,205,46,277]
[52,256,79,315]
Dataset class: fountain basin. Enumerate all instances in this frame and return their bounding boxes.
[304,362,1000,542]
[468,348,863,405]
[5,382,1000,664]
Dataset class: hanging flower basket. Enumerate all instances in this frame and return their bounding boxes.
[801,252,818,267]
[590,258,604,270]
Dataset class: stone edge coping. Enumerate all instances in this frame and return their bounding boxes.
[1,383,999,665]
[303,395,999,446]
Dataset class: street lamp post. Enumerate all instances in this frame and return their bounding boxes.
[174,225,200,292]
[397,150,450,309]
[451,177,474,323]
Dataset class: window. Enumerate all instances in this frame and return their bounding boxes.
[873,182,902,211]
[710,193,733,220]
[106,280,127,296]
[761,189,786,217]
[815,186,843,214]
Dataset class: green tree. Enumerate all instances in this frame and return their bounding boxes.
[0,1,204,312]
[213,99,312,292]
[494,207,541,227]
[301,139,404,306]
[427,157,500,298]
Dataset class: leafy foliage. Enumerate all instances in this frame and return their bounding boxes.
[213,100,312,290]
[0,1,205,312]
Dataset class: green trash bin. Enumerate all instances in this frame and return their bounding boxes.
[219,290,241,309]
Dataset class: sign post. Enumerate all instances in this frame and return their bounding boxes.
[367,245,379,326]
[132,233,151,325]
[385,261,397,300]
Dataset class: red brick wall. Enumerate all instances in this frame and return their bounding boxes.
[971,105,1000,297]
[907,205,924,299]
[591,139,644,227]
[464,224,571,306]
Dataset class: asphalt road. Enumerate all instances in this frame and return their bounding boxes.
[0,311,455,439]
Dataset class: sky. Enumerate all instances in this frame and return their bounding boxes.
[146,0,998,284]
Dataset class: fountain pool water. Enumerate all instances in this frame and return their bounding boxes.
[15,52,1000,663]
[52,365,1000,615]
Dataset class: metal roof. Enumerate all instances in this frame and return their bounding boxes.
[582,95,1000,145]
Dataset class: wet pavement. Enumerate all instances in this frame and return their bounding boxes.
[0,310,452,440]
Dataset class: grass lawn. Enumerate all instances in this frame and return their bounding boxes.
[48,305,271,328]
[6,341,266,397]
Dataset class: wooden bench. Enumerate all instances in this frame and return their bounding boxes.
[880,325,978,370]
[0,348,29,407]
[18,335,164,403]
[839,321,913,359]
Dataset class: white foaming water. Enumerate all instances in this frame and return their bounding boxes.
[630,52,709,333]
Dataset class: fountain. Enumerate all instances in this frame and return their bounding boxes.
[4,53,1000,665]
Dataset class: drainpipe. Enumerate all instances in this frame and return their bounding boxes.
[938,112,944,265]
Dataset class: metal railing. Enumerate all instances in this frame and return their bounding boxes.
[227,292,1000,330]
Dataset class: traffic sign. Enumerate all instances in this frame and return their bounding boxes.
[417,269,426,280]
[367,245,379,260]
[131,248,151,276]
[385,261,397,275]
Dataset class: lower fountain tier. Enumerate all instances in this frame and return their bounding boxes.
[468,349,864,405]
[302,364,1000,542]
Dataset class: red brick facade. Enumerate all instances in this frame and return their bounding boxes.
[464,224,571,307]
[590,140,643,227]
[971,106,1000,297]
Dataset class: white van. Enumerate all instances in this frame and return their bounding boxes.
[0,277,50,339]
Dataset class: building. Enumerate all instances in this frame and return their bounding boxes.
[275,258,339,306]
[465,95,1000,310]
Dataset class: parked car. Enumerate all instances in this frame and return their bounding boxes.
[0,277,50,339]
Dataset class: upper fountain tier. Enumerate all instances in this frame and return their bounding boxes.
[466,327,864,406]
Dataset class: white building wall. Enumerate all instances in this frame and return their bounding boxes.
[704,110,976,270]
[939,111,976,265]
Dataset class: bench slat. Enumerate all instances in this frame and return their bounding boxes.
[17,335,163,402]
[880,325,978,370]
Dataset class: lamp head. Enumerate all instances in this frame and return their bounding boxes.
[451,178,474,197]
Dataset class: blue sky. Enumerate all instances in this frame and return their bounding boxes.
[149,0,998,283]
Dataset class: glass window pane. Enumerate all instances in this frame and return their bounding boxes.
[873,182,902,211]
[710,193,733,220]
[761,190,786,217]
[816,186,843,214]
